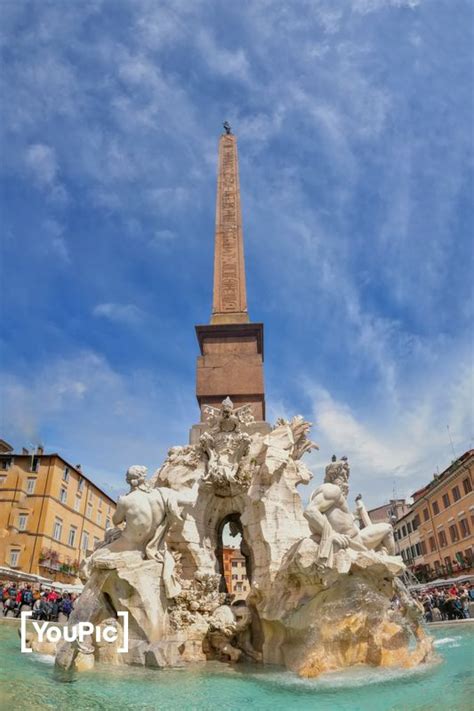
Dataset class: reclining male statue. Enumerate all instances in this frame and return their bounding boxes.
[303,456,396,570]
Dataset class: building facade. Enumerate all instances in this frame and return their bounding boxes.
[410,450,474,580]
[0,443,116,584]
[367,499,410,525]
[222,546,250,600]
[393,508,425,575]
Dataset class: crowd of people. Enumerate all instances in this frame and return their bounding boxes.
[1,582,76,621]
[414,582,474,622]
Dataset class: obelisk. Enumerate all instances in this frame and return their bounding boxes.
[211,126,249,324]
[192,124,267,437]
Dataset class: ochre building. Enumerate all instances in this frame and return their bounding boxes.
[410,450,473,579]
[0,442,116,584]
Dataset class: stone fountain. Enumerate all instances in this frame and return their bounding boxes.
[54,398,433,676]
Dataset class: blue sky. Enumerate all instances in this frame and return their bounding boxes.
[1,0,472,506]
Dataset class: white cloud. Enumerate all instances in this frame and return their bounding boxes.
[25,143,58,187]
[302,355,473,506]
[93,303,144,326]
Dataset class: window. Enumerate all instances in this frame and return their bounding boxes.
[63,467,70,482]
[444,556,452,571]
[434,560,440,571]
[452,485,461,502]
[438,530,447,547]
[86,502,93,519]
[423,508,429,521]
[407,522,412,534]
[31,456,40,473]
[105,517,111,529]
[97,511,102,525]
[442,493,450,509]
[88,491,94,503]
[0,475,6,486]
[53,518,63,541]
[74,496,81,512]
[10,550,20,567]
[463,478,472,495]
[465,548,473,563]
[413,515,420,530]
[93,537,100,549]
[410,545,416,558]
[429,536,436,552]
[1,457,12,470]
[68,526,77,547]
[449,524,459,543]
[232,561,238,567]
[77,478,84,493]
[232,574,238,580]
[459,519,470,538]
[98,498,103,509]
[432,501,440,515]
[60,487,67,504]
[82,531,89,551]
[18,513,28,531]
[26,477,36,494]
[401,526,407,538]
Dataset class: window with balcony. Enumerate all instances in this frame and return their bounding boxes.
[449,524,459,543]
[53,518,63,541]
[68,526,77,547]
[438,530,447,547]
[459,519,470,538]
[463,477,472,495]
[26,477,36,494]
[18,513,28,531]
[452,485,461,502]
[432,501,440,515]
[442,493,450,509]
[60,487,67,504]
[10,549,20,567]
[63,467,70,483]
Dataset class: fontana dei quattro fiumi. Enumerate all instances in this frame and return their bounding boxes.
[24,124,436,681]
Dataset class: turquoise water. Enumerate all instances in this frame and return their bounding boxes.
[0,624,472,711]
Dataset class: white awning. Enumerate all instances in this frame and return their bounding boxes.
[0,566,53,585]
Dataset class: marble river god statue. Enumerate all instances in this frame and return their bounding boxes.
[54,399,433,677]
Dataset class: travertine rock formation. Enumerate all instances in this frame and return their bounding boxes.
[54,399,433,677]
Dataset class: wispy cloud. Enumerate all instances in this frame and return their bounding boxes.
[93,303,145,326]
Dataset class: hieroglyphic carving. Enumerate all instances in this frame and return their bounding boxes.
[212,134,248,318]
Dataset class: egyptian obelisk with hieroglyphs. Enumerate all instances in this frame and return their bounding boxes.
[192,125,267,440]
